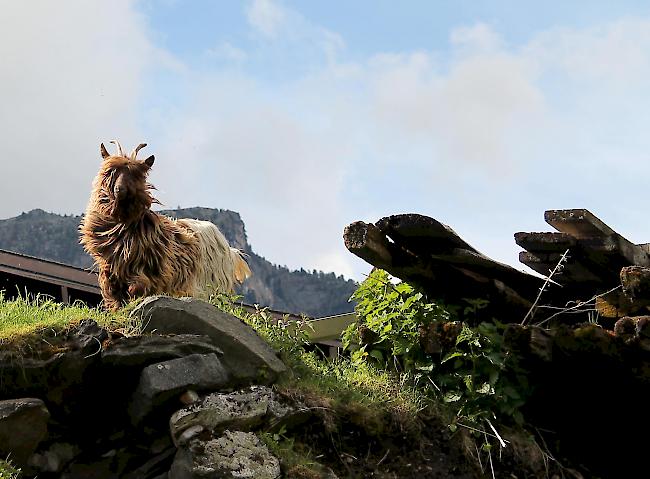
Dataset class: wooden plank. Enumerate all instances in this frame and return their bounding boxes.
[0,264,101,294]
[376,213,474,253]
[544,209,650,268]
[344,221,402,271]
[0,249,98,287]
[519,252,601,283]
[515,232,576,253]
[544,209,618,239]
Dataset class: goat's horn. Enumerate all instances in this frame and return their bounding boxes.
[130,143,147,160]
[109,140,124,157]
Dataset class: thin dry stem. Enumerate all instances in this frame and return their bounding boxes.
[535,284,621,327]
[522,249,569,326]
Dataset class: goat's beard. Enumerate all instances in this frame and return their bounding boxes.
[109,194,149,223]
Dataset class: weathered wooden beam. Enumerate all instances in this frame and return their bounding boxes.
[519,251,602,283]
[376,213,474,253]
[514,232,576,253]
[545,209,618,239]
[344,214,542,323]
[343,221,400,271]
[545,209,650,267]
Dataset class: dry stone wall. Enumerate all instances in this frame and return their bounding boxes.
[0,297,319,479]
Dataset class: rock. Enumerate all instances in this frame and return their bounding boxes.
[132,297,287,385]
[102,335,224,368]
[130,353,231,423]
[60,456,116,479]
[621,266,650,302]
[122,448,176,479]
[0,398,50,466]
[180,390,200,405]
[70,320,109,357]
[614,317,636,342]
[28,442,80,473]
[634,316,650,338]
[169,430,280,479]
[170,386,309,445]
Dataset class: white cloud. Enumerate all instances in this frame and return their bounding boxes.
[148,16,650,280]
[450,23,505,53]
[205,42,248,63]
[246,0,287,38]
[0,0,173,219]
[6,1,650,284]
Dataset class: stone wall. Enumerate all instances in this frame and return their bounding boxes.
[0,297,317,479]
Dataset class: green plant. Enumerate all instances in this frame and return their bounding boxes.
[0,458,20,479]
[343,269,451,371]
[343,269,529,429]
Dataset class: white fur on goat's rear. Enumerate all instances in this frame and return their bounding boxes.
[177,218,252,297]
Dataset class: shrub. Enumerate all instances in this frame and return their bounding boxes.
[342,269,528,428]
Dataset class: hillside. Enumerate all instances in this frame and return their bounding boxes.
[0,208,357,317]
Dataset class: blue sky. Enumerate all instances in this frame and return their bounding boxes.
[3,0,650,281]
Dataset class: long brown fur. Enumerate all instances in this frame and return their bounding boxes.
[80,142,244,310]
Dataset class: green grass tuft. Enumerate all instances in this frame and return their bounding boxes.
[0,291,135,351]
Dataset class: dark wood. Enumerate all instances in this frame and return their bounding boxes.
[344,214,545,322]
[545,209,650,267]
[514,232,576,253]
[0,249,100,294]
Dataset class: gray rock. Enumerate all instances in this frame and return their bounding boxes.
[169,430,280,479]
[170,386,309,446]
[70,320,109,356]
[132,297,287,385]
[102,334,224,368]
[0,398,50,466]
[130,353,230,423]
[28,442,80,473]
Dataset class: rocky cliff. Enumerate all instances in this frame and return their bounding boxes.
[0,208,357,317]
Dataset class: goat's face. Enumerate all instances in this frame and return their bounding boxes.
[97,142,156,223]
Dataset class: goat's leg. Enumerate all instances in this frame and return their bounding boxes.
[99,270,127,311]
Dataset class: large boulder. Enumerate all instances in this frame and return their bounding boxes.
[131,297,287,385]
[0,398,50,466]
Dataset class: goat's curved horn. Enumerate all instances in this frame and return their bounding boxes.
[109,140,124,157]
[130,143,147,160]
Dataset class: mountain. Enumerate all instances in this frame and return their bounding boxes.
[0,208,357,317]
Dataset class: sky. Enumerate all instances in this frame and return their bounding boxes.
[3,1,650,282]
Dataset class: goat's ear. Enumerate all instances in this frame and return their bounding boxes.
[143,155,155,168]
[100,143,110,159]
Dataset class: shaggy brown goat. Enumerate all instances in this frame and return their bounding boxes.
[80,141,251,310]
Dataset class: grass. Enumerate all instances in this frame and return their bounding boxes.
[0,291,134,352]
[0,292,424,426]
[0,292,435,477]
[212,295,425,421]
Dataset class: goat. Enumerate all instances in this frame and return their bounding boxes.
[80,140,251,310]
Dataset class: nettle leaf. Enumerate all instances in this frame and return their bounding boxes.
[441,351,465,363]
[368,349,384,362]
[455,325,475,345]
[463,375,473,391]
[502,386,520,401]
[443,391,462,403]
[476,382,494,395]
[415,364,434,372]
